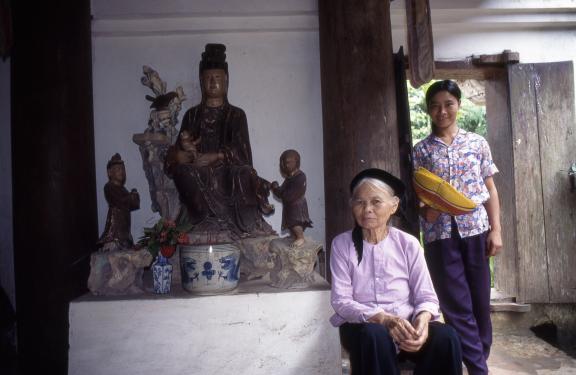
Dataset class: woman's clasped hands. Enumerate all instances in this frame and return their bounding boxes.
[368,311,432,352]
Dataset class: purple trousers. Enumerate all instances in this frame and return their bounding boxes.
[424,221,492,375]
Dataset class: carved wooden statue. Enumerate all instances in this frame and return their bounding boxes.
[165,43,275,243]
[271,149,313,247]
[97,153,140,251]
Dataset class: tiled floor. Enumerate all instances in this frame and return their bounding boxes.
[488,330,576,374]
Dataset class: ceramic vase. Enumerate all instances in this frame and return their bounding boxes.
[152,255,173,294]
[179,243,240,295]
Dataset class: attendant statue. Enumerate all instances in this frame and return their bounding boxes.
[271,149,313,247]
[97,153,140,251]
[165,43,274,242]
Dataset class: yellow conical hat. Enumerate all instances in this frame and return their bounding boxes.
[413,167,477,216]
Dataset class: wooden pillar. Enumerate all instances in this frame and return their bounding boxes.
[11,1,97,373]
[486,71,519,299]
[318,0,400,271]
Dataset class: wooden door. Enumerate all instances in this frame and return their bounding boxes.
[505,62,576,303]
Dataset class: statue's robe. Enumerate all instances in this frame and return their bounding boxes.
[98,182,140,249]
[274,170,313,231]
[165,102,273,238]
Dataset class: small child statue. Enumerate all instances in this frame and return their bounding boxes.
[177,130,201,163]
[97,153,140,251]
[271,149,313,247]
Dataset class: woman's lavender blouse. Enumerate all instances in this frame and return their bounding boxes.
[329,227,440,327]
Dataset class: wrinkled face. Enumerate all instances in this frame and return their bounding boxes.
[281,155,298,176]
[201,69,227,99]
[351,182,399,231]
[108,164,126,185]
[427,90,460,131]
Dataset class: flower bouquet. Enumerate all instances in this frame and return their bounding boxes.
[138,218,192,259]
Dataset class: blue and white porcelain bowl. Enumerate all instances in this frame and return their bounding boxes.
[179,243,240,294]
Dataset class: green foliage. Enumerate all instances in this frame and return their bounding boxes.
[138,218,193,258]
[408,80,487,145]
[408,81,433,144]
[490,256,494,288]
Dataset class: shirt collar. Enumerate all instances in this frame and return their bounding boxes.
[427,127,468,147]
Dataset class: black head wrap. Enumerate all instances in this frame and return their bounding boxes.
[349,168,405,265]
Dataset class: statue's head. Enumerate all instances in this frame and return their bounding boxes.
[199,44,229,102]
[201,68,228,101]
[280,149,301,177]
[106,153,126,186]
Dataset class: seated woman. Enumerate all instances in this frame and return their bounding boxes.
[330,168,462,375]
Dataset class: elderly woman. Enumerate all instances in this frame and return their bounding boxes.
[330,168,462,375]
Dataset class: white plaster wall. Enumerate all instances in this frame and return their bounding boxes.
[0,57,15,310]
[69,287,340,375]
[92,1,324,245]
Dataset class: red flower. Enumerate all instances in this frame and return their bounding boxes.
[177,232,189,245]
[138,218,193,259]
[165,220,176,228]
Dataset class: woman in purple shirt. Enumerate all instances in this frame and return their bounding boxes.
[330,168,462,375]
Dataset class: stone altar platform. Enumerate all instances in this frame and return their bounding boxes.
[69,273,340,375]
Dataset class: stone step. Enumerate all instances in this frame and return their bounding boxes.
[490,301,531,313]
[341,359,415,374]
[490,288,516,303]
[490,288,531,312]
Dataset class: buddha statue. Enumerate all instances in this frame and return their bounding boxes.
[165,44,275,243]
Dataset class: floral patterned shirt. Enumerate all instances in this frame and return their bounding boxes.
[413,129,499,243]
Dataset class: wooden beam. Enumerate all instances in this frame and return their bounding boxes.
[473,50,520,66]
[434,61,508,80]
[405,0,434,88]
[11,1,97,372]
[319,0,399,277]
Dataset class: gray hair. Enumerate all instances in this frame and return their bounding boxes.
[350,177,395,198]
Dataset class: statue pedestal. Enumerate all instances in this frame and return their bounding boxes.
[87,249,153,296]
[269,237,323,289]
[69,275,340,375]
[237,235,278,280]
